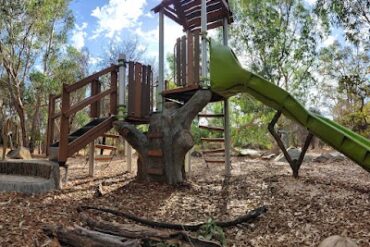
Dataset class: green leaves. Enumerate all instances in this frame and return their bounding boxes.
[198,218,226,246]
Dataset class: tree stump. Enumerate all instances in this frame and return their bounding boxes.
[115,90,212,184]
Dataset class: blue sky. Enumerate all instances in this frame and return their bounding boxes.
[68,0,339,68]
[69,0,184,67]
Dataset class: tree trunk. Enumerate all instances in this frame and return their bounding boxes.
[29,95,41,153]
[115,90,212,184]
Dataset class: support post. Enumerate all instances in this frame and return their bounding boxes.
[223,18,231,176]
[157,9,164,111]
[118,54,126,120]
[268,111,314,178]
[125,140,132,172]
[89,141,95,177]
[200,0,208,88]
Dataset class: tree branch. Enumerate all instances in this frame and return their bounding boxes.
[175,89,212,128]
[114,121,148,153]
[78,205,267,231]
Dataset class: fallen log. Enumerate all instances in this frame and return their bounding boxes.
[43,224,141,247]
[78,205,267,231]
[81,213,221,247]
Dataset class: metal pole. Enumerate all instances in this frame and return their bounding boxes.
[118,54,126,120]
[89,141,95,177]
[223,17,231,176]
[157,9,164,111]
[200,0,208,88]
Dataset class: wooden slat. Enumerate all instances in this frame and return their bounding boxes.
[181,35,187,86]
[198,113,224,118]
[193,33,200,85]
[65,65,117,93]
[147,132,163,139]
[102,133,120,138]
[127,62,135,117]
[95,144,117,150]
[201,137,225,142]
[95,155,114,161]
[64,89,113,117]
[67,117,114,157]
[147,149,163,157]
[141,65,150,118]
[146,167,164,175]
[134,63,143,118]
[199,125,224,131]
[187,31,194,85]
[185,1,223,20]
[204,159,225,163]
[203,148,225,154]
[187,8,225,28]
[176,38,181,86]
[146,66,152,116]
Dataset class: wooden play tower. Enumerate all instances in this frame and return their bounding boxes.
[46,0,234,178]
[152,0,233,173]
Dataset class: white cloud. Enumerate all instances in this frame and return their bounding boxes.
[89,56,102,66]
[133,18,183,58]
[323,35,336,46]
[91,0,147,39]
[71,22,88,50]
[305,0,317,5]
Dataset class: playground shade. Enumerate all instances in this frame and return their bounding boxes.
[209,40,370,172]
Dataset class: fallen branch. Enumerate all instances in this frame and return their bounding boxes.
[78,205,267,231]
[43,224,141,247]
[81,214,222,247]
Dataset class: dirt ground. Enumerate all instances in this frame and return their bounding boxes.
[0,151,369,247]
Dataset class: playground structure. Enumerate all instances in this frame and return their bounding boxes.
[41,0,370,183]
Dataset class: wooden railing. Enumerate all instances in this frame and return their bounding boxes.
[46,65,118,163]
[174,32,200,87]
[47,61,154,163]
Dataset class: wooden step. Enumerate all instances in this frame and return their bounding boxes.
[95,144,117,150]
[147,149,163,157]
[198,113,224,118]
[199,125,224,132]
[102,133,120,139]
[147,132,163,139]
[203,148,225,154]
[95,155,113,161]
[146,167,164,175]
[201,138,225,142]
[204,159,225,163]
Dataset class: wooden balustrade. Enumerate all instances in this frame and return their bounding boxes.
[46,61,153,163]
[174,32,201,88]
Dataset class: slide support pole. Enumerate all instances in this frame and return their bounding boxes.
[268,111,313,178]
[223,17,231,176]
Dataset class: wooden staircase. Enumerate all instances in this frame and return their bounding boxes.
[198,105,226,167]
[46,61,153,165]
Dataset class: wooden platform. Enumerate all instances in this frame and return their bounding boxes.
[162,86,224,103]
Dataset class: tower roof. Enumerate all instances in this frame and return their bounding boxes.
[152,0,233,32]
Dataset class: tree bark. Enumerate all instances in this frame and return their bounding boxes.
[115,90,212,184]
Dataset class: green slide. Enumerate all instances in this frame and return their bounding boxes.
[209,40,370,172]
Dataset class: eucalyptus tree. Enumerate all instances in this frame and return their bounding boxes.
[0,0,73,147]
[315,0,370,44]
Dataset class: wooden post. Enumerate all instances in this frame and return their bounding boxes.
[58,85,70,164]
[46,94,55,156]
[89,141,95,177]
[125,140,132,172]
[90,80,101,118]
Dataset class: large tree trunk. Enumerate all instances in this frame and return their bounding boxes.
[115,90,212,184]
